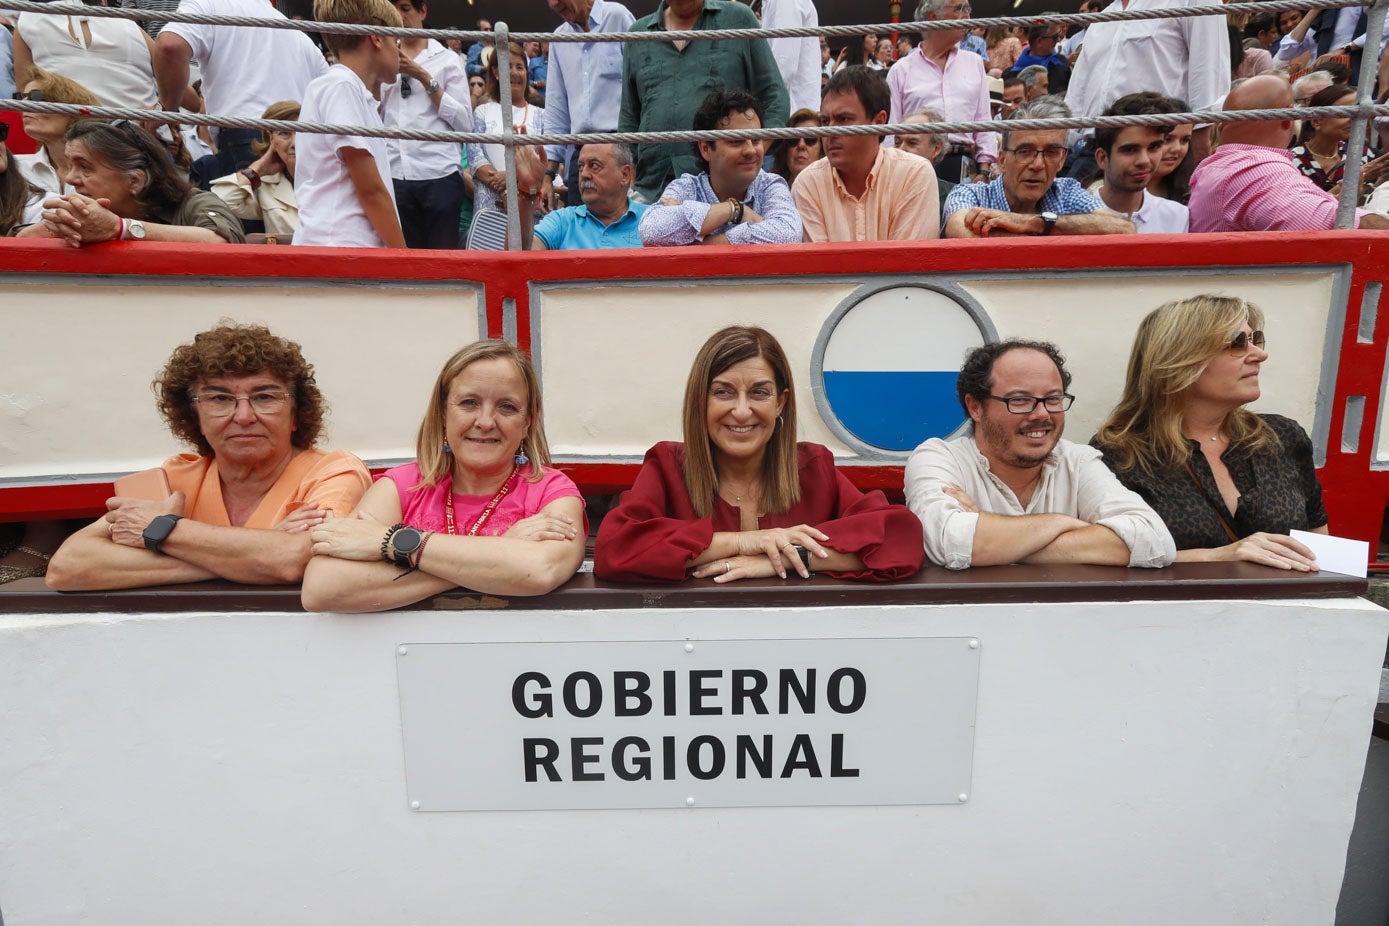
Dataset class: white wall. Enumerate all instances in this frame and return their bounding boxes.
[1,597,1384,925]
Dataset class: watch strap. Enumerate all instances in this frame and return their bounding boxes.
[142,514,183,554]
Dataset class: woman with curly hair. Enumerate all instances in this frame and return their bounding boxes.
[46,322,371,591]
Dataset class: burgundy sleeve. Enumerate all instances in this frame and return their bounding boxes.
[594,443,715,583]
[812,450,925,581]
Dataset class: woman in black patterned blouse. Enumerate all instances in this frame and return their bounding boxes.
[1092,295,1328,570]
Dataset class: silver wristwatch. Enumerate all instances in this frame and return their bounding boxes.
[127,219,147,240]
[426,78,441,95]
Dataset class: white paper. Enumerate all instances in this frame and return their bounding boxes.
[1290,530,1369,578]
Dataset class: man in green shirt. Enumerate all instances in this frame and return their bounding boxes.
[619,0,789,203]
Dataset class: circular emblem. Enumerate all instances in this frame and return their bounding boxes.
[816,284,992,454]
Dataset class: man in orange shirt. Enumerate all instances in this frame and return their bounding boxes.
[791,66,940,241]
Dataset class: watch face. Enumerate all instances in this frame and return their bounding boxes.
[393,528,423,555]
[1041,212,1059,223]
[128,220,147,240]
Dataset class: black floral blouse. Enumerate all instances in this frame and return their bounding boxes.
[1093,415,1328,550]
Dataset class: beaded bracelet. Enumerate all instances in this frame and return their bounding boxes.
[380,523,406,563]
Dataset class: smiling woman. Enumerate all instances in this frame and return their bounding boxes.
[301,340,586,612]
[594,326,924,584]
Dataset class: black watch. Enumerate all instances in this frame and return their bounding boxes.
[1038,211,1058,236]
[143,514,183,554]
[791,543,812,577]
[389,527,424,567]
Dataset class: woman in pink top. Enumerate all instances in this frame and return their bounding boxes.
[302,340,585,611]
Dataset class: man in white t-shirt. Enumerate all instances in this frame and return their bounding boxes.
[293,0,405,249]
[155,0,328,175]
[1093,93,1188,234]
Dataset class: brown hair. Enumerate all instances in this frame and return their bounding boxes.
[485,40,528,105]
[313,0,403,55]
[253,101,301,155]
[681,326,799,518]
[154,322,326,456]
[414,340,551,486]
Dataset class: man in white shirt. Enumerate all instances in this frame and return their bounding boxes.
[1093,92,1188,233]
[904,339,1175,570]
[380,0,473,248]
[760,0,820,115]
[155,0,328,175]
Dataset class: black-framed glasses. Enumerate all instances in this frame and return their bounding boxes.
[1224,330,1266,355]
[1005,144,1068,164]
[190,391,294,418]
[12,90,43,102]
[988,393,1075,414]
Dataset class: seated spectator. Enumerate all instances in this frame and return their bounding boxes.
[0,126,44,235]
[903,339,1175,570]
[1148,113,1194,204]
[1012,22,1069,94]
[1093,294,1326,569]
[1291,83,1389,197]
[1093,93,1190,233]
[944,98,1135,237]
[1016,63,1048,100]
[293,0,406,249]
[619,0,788,203]
[895,107,957,223]
[46,323,372,591]
[1274,8,1319,69]
[886,0,996,182]
[985,24,1022,75]
[769,106,823,186]
[471,40,544,225]
[1188,74,1389,231]
[793,66,939,241]
[210,101,300,239]
[999,76,1024,117]
[19,120,246,244]
[524,142,648,250]
[302,340,585,611]
[1292,69,1334,106]
[13,66,100,196]
[595,325,924,583]
[14,6,159,110]
[639,88,802,247]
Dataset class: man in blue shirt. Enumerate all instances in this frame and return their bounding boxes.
[465,19,493,78]
[943,98,1134,238]
[1012,23,1070,95]
[526,142,648,250]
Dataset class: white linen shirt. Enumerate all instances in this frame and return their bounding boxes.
[15,147,74,196]
[1066,0,1229,124]
[761,0,821,115]
[163,0,327,117]
[294,65,398,248]
[380,39,473,181]
[885,45,997,163]
[903,433,1176,570]
[545,0,634,173]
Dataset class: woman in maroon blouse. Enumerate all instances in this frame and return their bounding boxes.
[595,326,924,583]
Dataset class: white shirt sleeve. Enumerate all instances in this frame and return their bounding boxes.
[1069,445,1176,567]
[904,438,980,570]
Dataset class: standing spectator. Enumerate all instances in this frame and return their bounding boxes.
[470,41,545,225]
[465,18,493,77]
[545,0,635,207]
[1093,93,1189,233]
[618,0,788,204]
[293,0,405,249]
[1012,21,1070,95]
[944,97,1135,237]
[761,0,820,115]
[119,0,181,39]
[444,36,465,58]
[639,87,802,246]
[960,26,988,60]
[14,6,159,110]
[211,100,301,238]
[156,0,328,175]
[380,0,472,249]
[1065,0,1230,172]
[13,67,100,196]
[1059,0,1104,60]
[792,66,939,241]
[985,24,1022,74]
[897,35,916,61]
[820,37,834,79]
[873,37,897,69]
[1188,74,1389,232]
[525,39,547,100]
[886,0,997,183]
[835,33,876,73]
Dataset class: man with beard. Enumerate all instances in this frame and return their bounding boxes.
[904,340,1175,569]
[1093,93,1189,233]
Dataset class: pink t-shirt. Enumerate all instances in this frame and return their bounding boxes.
[382,462,583,536]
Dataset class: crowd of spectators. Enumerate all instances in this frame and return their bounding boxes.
[3,0,1389,245]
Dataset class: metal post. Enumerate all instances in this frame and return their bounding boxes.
[494,22,522,250]
[1337,0,1388,228]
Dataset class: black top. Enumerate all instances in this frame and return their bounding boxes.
[1094,414,1329,550]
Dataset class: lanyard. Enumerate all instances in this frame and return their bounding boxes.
[443,466,519,537]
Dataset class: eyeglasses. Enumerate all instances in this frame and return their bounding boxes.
[987,393,1075,414]
[191,391,294,417]
[1224,330,1266,355]
[12,90,43,102]
[1005,144,1069,164]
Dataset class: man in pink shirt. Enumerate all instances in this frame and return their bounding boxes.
[1189,74,1389,232]
[885,0,997,183]
[792,66,940,242]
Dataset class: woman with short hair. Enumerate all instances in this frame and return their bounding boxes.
[1093,294,1327,569]
[302,340,586,611]
[211,101,302,238]
[595,326,924,583]
[19,120,245,244]
[770,107,824,186]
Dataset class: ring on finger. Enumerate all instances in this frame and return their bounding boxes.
[723,560,730,574]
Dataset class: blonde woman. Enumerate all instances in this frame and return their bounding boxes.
[13,67,101,195]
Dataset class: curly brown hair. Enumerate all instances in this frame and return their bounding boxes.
[153,322,326,456]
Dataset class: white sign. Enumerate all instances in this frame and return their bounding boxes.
[396,637,980,811]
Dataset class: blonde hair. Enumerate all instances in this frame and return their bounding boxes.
[24,66,102,128]
[313,0,403,55]
[414,340,550,487]
[680,326,800,518]
[1094,294,1277,475]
